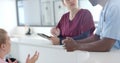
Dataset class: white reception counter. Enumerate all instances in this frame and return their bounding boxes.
[10,35,120,63]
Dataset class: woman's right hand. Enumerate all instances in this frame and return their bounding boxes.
[49,36,60,45]
[51,27,60,37]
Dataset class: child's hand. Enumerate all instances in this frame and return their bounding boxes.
[26,51,39,63]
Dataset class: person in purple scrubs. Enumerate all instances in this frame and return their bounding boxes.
[50,0,95,45]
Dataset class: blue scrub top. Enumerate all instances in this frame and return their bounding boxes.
[95,0,120,49]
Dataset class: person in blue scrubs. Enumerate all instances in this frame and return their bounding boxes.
[63,0,120,52]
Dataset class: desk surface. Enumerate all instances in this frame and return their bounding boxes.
[11,35,120,63]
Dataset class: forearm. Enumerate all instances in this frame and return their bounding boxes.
[76,38,115,52]
[76,34,100,43]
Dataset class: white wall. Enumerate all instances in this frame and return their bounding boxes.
[0,0,17,35]
[80,0,102,22]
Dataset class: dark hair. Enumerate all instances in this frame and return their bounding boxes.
[0,29,7,46]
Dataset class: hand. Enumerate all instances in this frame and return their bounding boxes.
[63,37,78,52]
[8,58,17,63]
[50,36,60,45]
[51,27,60,37]
[26,51,39,63]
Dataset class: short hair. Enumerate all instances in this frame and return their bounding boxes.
[0,28,7,46]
